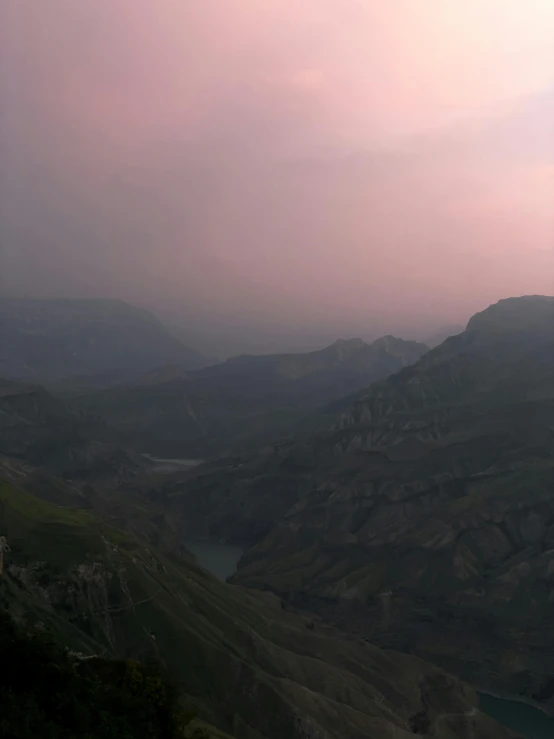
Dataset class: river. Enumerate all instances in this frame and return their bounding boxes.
[186,540,244,582]
[479,693,554,738]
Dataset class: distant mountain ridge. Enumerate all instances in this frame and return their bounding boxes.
[73,335,428,458]
[0,298,211,384]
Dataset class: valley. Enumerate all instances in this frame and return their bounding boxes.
[3,2,550,734]
[1,294,553,738]
[0,476,513,739]
[164,296,554,732]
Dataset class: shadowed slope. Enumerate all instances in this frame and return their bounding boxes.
[0,477,517,739]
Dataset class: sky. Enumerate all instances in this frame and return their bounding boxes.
[1,1,553,356]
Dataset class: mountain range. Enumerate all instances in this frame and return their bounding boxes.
[0,298,211,385]
[2,293,553,737]
[72,335,428,458]
[168,296,554,714]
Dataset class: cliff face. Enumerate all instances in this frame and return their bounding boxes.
[0,478,518,739]
[170,297,554,710]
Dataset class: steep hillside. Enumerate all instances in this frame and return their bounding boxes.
[73,336,427,458]
[0,378,136,479]
[0,298,210,385]
[0,608,188,739]
[0,378,185,555]
[0,478,516,739]
[170,296,554,710]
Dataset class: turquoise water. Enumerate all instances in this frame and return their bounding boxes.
[479,693,554,738]
[183,542,554,737]
[186,541,244,582]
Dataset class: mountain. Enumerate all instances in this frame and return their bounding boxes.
[0,477,516,739]
[0,377,186,555]
[72,336,428,458]
[0,377,151,491]
[169,296,554,712]
[0,298,211,385]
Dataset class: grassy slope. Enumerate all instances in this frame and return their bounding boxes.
[0,478,517,739]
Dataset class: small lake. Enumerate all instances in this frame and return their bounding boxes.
[185,541,244,582]
[479,693,554,738]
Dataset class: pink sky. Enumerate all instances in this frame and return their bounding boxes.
[1,0,553,353]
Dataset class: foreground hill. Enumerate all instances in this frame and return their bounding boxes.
[0,298,210,385]
[0,478,516,739]
[73,336,427,458]
[170,296,554,710]
[0,609,189,739]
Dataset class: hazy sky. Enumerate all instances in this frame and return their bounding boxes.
[1,1,553,355]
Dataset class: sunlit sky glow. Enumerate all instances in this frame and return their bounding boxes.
[1,1,553,354]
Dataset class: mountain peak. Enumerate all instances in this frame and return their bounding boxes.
[372,335,404,349]
[371,335,429,358]
[466,295,554,338]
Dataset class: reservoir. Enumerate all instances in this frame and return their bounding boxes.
[479,693,554,739]
[182,541,554,738]
[186,540,244,582]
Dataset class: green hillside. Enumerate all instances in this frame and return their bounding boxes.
[0,478,516,739]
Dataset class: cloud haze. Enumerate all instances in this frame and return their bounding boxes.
[1,1,553,354]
